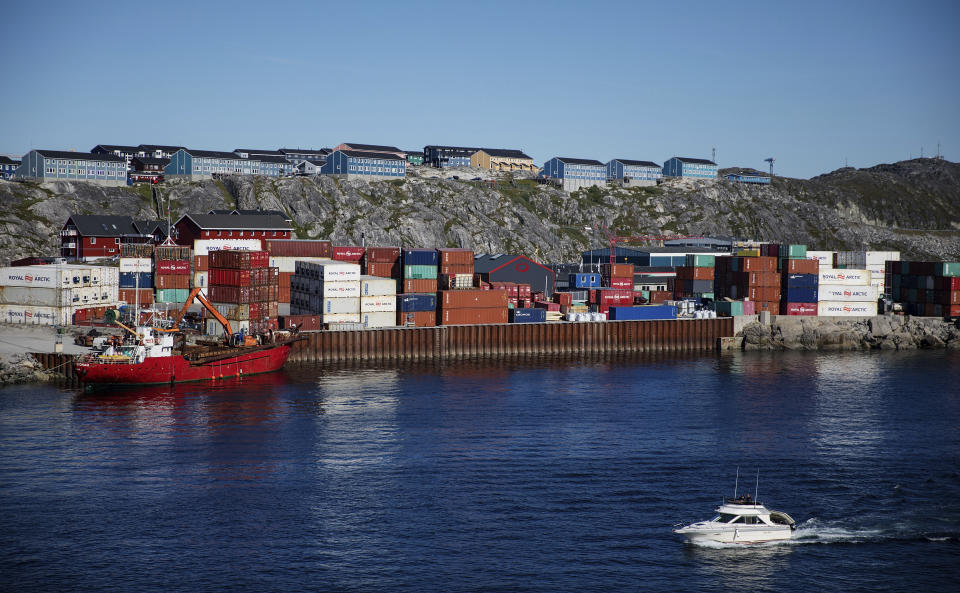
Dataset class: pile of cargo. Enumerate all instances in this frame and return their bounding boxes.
[600,263,634,290]
[363,246,402,280]
[265,239,333,317]
[777,245,820,316]
[402,248,439,294]
[119,250,154,306]
[439,248,474,290]
[154,245,192,304]
[888,261,960,317]
[673,255,714,300]
[359,275,397,328]
[206,250,279,335]
[437,289,508,325]
[291,260,362,324]
[715,255,781,314]
[817,268,877,317]
[833,250,898,297]
[0,264,119,325]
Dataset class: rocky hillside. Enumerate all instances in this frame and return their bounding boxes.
[1,158,958,265]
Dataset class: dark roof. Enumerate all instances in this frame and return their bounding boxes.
[135,220,173,236]
[480,148,532,159]
[92,144,139,153]
[183,149,244,159]
[279,148,330,155]
[672,157,717,165]
[473,254,553,275]
[35,150,125,163]
[298,159,326,166]
[342,143,403,153]
[64,215,143,237]
[131,157,169,166]
[724,168,769,177]
[336,149,406,161]
[612,159,661,168]
[178,213,292,231]
[233,209,289,219]
[425,145,481,152]
[405,150,423,156]
[555,157,605,166]
[255,155,290,164]
[0,156,20,165]
[139,144,185,152]
[234,149,284,156]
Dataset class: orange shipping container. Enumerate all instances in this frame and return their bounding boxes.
[437,248,475,265]
[600,263,634,278]
[676,266,715,281]
[755,300,780,315]
[365,247,401,263]
[396,310,437,327]
[781,259,819,274]
[155,274,190,289]
[193,255,209,271]
[439,290,508,309]
[747,285,782,302]
[736,271,781,287]
[740,256,778,272]
[365,262,402,277]
[402,279,438,293]
[439,263,474,275]
[438,307,508,325]
[118,288,154,305]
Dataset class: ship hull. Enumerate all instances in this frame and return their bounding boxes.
[74,343,293,386]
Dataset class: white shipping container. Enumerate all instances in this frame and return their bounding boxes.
[321,313,361,324]
[819,269,871,285]
[362,311,397,328]
[278,303,290,317]
[0,304,73,325]
[269,256,333,273]
[817,301,878,317]
[0,266,82,289]
[295,260,361,281]
[806,251,834,269]
[101,267,119,286]
[360,276,397,296]
[96,284,118,302]
[323,297,361,314]
[818,284,878,302]
[79,286,100,304]
[360,296,396,312]
[193,239,263,256]
[0,286,83,306]
[296,278,360,297]
[119,258,152,273]
[865,251,900,267]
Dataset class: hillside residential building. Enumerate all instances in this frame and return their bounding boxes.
[471,149,535,172]
[606,159,663,186]
[405,151,424,166]
[724,169,771,184]
[0,156,20,179]
[17,150,127,186]
[541,157,606,192]
[663,157,718,179]
[332,143,405,158]
[424,145,480,168]
[279,148,330,162]
[91,144,139,169]
[233,148,284,159]
[174,213,293,247]
[295,159,326,175]
[319,149,406,180]
[138,145,185,159]
[60,215,161,260]
[164,149,283,180]
[130,157,169,183]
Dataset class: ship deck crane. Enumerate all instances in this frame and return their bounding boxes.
[155,287,257,346]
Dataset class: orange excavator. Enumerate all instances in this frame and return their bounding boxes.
[155,287,258,347]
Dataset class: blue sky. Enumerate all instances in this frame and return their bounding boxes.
[1,0,957,179]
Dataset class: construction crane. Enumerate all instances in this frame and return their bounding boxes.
[597,223,704,266]
[764,157,776,176]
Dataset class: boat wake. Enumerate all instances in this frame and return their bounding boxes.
[685,518,958,549]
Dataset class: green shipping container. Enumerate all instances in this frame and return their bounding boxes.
[715,301,744,316]
[785,244,807,258]
[700,292,715,300]
[403,265,439,280]
[155,288,189,303]
[684,254,716,267]
[936,262,960,277]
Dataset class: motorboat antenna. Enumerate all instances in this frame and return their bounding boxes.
[733,466,740,498]
[754,469,760,503]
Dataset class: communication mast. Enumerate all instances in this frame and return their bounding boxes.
[764,157,776,176]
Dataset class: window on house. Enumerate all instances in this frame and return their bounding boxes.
[91,237,96,244]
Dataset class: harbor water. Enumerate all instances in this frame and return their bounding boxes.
[1,350,959,592]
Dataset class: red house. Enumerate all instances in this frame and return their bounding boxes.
[174,213,293,248]
[60,215,157,261]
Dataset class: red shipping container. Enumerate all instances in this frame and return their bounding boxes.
[73,308,86,322]
[439,290,508,309]
[155,274,190,289]
[747,285,782,302]
[118,288,154,305]
[739,256,778,272]
[279,314,322,331]
[937,290,960,305]
[535,301,561,311]
[396,311,436,327]
[600,263,634,278]
[648,291,672,304]
[208,285,253,304]
[554,292,574,306]
[439,263,474,275]
[782,259,819,274]
[265,240,331,258]
[946,305,960,317]
[735,271,781,287]
[209,268,252,287]
[936,277,960,291]
[608,277,632,289]
[332,246,365,261]
[365,246,401,263]
[193,255,208,271]
[209,250,269,269]
[365,262,402,278]
[437,248,475,265]
[784,302,817,316]
[438,307,508,325]
[402,279,438,293]
[155,260,191,275]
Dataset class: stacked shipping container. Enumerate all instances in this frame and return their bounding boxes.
[290,260,361,325]
[778,245,820,315]
[888,261,960,317]
[154,245,192,304]
[206,250,279,335]
[0,264,119,325]
[817,268,877,316]
[674,255,714,300]
[437,289,508,325]
[715,255,781,314]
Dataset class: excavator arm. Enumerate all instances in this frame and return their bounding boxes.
[154,287,233,336]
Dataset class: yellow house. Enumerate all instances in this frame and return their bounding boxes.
[470,148,535,173]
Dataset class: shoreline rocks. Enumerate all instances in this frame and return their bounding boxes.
[0,354,57,386]
[740,315,960,351]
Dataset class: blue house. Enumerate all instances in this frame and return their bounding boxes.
[17,150,127,186]
[319,149,406,180]
[724,169,771,184]
[423,145,480,168]
[0,156,20,179]
[663,157,718,179]
[279,148,330,163]
[164,149,283,180]
[91,144,139,170]
[541,157,606,192]
[606,159,662,186]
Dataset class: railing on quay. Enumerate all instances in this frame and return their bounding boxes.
[288,317,734,365]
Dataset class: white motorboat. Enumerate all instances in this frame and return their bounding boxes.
[674,496,797,544]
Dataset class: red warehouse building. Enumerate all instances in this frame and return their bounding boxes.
[174,213,293,248]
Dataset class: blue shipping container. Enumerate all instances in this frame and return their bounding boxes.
[782,273,818,288]
[568,273,601,288]
[398,293,436,312]
[119,272,153,289]
[782,286,818,303]
[608,305,677,320]
[402,249,439,266]
[509,308,547,323]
